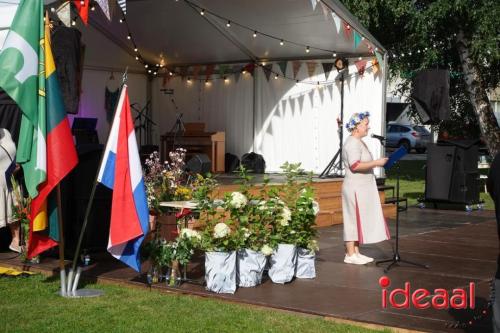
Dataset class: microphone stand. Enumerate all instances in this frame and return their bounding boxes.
[167,97,185,153]
[374,139,428,273]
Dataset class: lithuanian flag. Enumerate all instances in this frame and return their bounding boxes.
[26,13,79,259]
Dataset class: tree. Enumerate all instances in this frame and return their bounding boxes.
[343,0,500,156]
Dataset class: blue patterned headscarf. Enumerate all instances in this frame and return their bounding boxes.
[345,111,370,132]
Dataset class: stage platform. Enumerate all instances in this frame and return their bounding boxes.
[0,208,496,333]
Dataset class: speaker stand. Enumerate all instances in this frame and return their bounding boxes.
[376,162,429,273]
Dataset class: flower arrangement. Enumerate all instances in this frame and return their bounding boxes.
[144,149,193,214]
[345,111,370,132]
[11,176,30,255]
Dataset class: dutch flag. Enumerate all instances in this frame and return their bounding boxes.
[97,85,149,272]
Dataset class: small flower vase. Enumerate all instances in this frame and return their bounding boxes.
[169,260,181,287]
[268,244,297,284]
[237,249,267,287]
[295,248,316,279]
[205,251,237,294]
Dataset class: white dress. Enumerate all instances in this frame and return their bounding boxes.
[0,129,17,228]
[341,135,390,244]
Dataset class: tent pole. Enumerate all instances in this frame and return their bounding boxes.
[56,184,67,296]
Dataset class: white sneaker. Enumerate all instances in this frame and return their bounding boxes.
[356,253,374,263]
[344,254,368,265]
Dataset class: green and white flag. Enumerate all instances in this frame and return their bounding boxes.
[0,0,46,197]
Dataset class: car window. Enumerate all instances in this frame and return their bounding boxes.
[413,126,429,134]
[400,126,411,133]
[387,125,395,133]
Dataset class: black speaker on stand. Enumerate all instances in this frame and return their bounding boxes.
[424,140,480,209]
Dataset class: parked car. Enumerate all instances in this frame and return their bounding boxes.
[386,123,431,153]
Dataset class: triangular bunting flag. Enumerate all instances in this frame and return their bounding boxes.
[180,66,188,79]
[371,58,379,75]
[96,0,111,21]
[278,61,288,76]
[331,13,341,34]
[192,65,201,80]
[56,1,71,27]
[353,31,362,49]
[74,0,90,25]
[320,2,330,20]
[262,65,273,81]
[292,61,302,79]
[342,21,352,40]
[233,65,241,83]
[162,72,171,87]
[243,63,255,76]
[306,62,317,78]
[310,0,317,11]
[205,64,215,80]
[355,59,367,76]
[218,64,228,77]
[375,51,384,72]
[117,0,126,15]
[322,62,334,81]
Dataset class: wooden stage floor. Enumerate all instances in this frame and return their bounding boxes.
[0,207,497,333]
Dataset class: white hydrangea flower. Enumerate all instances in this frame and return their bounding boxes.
[180,228,201,240]
[290,230,296,234]
[260,244,273,256]
[258,200,267,211]
[241,227,251,239]
[279,206,292,226]
[213,222,230,238]
[312,200,320,216]
[230,192,248,208]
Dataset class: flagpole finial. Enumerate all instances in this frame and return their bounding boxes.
[122,66,129,85]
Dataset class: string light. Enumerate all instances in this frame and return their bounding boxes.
[145,64,148,68]
[127,34,131,40]
[253,31,257,38]
[134,47,138,52]
[200,9,205,15]
[135,56,139,60]
[187,77,192,83]
[280,40,284,46]
[169,71,173,76]
[148,69,152,73]
[226,21,231,28]
[306,46,310,53]
[71,17,76,26]
[333,53,337,57]
[90,4,95,11]
[119,17,124,23]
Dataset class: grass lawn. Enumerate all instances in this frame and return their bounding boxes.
[385,160,494,210]
[0,274,388,333]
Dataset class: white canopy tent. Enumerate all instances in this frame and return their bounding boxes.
[1,0,388,174]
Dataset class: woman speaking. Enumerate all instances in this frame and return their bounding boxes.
[341,112,390,265]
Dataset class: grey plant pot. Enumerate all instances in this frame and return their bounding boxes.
[237,249,267,287]
[268,244,297,284]
[295,247,316,279]
[205,251,237,294]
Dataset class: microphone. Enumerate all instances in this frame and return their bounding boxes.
[371,134,385,142]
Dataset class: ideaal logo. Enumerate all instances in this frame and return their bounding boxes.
[379,276,475,310]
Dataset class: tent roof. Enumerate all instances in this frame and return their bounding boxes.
[84,0,385,70]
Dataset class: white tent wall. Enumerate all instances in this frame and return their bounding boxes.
[151,58,385,175]
[254,59,385,174]
[151,71,254,158]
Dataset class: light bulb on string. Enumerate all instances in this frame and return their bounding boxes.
[226,21,231,27]
[134,47,138,52]
[127,34,131,40]
[148,69,152,73]
[119,17,125,23]
[169,71,173,76]
[135,56,139,60]
[280,40,284,46]
[274,74,278,80]
[71,17,77,26]
[80,0,84,5]
[153,72,157,76]
[156,64,160,67]
[306,46,310,53]
[200,9,205,15]
[224,76,229,83]
[91,4,95,11]
[145,64,148,68]
[187,77,192,83]
[333,53,337,57]
[253,31,257,38]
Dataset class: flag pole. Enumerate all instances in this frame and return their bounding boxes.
[66,67,129,294]
[56,184,67,296]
